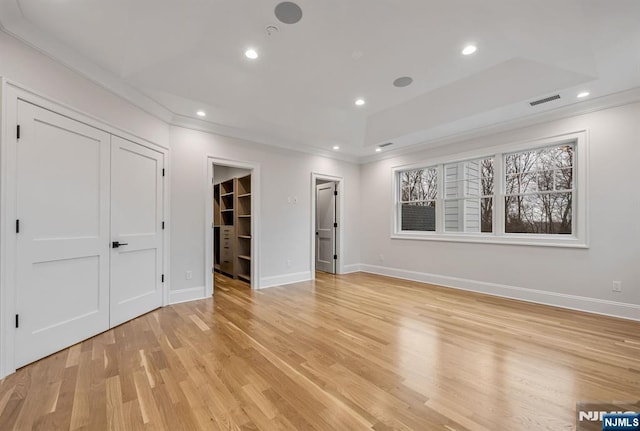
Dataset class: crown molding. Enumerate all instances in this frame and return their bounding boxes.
[171,115,361,164]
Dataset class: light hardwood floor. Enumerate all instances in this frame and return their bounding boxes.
[0,272,639,430]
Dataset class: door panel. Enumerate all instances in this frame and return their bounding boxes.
[111,249,157,303]
[110,136,163,327]
[15,101,110,367]
[315,182,336,273]
[30,256,101,331]
[115,147,158,234]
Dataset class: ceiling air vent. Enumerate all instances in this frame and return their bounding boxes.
[529,94,561,106]
[379,142,393,148]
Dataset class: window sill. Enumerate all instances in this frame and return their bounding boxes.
[391,232,589,248]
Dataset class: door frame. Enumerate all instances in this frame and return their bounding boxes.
[205,156,260,293]
[310,173,344,278]
[0,79,171,378]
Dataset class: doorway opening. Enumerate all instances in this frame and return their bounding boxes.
[311,173,344,277]
[206,158,260,294]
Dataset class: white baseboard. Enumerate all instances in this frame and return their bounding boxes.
[359,264,640,321]
[259,271,312,289]
[169,286,207,304]
[342,264,361,274]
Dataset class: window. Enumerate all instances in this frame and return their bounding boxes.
[399,167,437,231]
[505,144,573,234]
[392,132,587,247]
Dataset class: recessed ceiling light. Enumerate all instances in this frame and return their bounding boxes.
[245,48,258,60]
[332,145,340,150]
[375,148,382,152]
[196,110,206,117]
[577,91,590,98]
[462,45,477,56]
[355,98,365,106]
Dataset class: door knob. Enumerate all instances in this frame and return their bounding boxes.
[112,241,129,248]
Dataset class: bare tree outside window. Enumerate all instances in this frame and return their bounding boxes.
[480,158,494,232]
[400,168,437,202]
[505,144,573,234]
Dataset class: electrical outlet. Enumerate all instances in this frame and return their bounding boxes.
[612,281,622,292]
[379,254,384,262]
[286,259,292,268]
[186,271,193,280]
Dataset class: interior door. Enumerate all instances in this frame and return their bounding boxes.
[15,101,111,367]
[110,136,164,327]
[315,182,336,273]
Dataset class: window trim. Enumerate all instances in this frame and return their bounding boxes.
[391,131,589,248]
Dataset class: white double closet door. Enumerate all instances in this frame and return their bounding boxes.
[15,100,164,368]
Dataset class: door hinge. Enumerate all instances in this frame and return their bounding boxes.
[333,254,337,260]
[15,314,19,328]
[161,274,165,283]
[333,222,338,228]
[212,266,215,273]
[16,125,20,140]
[16,219,20,234]
[162,221,165,230]
[162,168,165,177]
[334,190,338,196]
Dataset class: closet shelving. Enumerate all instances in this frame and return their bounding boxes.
[235,175,252,283]
[213,179,235,277]
[213,174,251,283]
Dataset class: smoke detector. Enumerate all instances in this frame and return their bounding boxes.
[265,25,279,36]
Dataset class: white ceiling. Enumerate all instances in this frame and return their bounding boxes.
[1,0,639,159]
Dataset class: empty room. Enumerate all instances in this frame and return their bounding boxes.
[0,1,639,430]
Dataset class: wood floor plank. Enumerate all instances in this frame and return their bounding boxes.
[68,351,92,430]
[1,271,639,430]
[0,385,14,417]
[105,376,126,431]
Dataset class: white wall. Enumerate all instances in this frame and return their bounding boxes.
[360,102,640,319]
[169,126,361,295]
